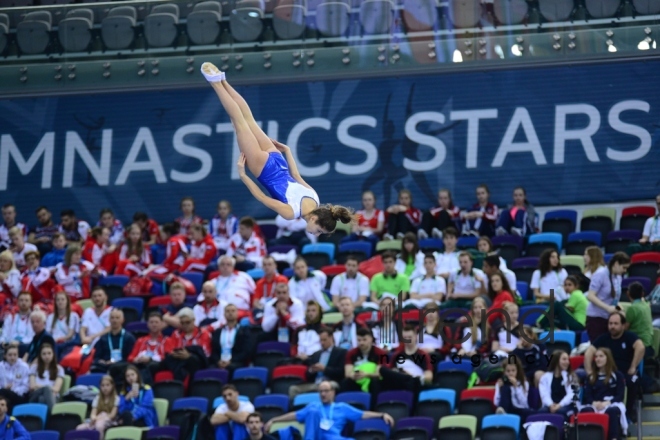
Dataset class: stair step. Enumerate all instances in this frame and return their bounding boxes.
[644,408,660,422]
[644,394,660,407]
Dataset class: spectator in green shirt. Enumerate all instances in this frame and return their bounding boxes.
[625,282,653,355]
[369,252,410,306]
[537,275,587,331]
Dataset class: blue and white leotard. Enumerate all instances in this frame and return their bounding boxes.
[257,152,320,219]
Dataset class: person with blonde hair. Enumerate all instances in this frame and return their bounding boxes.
[583,246,606,278]
[76,375,119,439]
[0,250,21,303]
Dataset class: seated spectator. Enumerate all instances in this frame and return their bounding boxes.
[290,328,347,399]
[269,215,312,249]
[0,345,29,411]
[585,312,645,416]
[24,310,55,365]
[461,184,498,237]
[80,287,112,347]
[210,304,253,376]
[145,223,186,279]
[212,256,255,321]
[538,275,587,331]
[627,193,660,255]
[194,281,227,330]
[419,188,461,240]
[511,326,548,386]
[211,384,255,439]
[115,224,152,278]
[457,297,489,359]
[82,227,114,274]
[289,257,330,312]
[59,209,90,244]
[245,412,276,440]
[585,252,631,342]
[403,253,446,309]
[379,325,434,393]
[30,206,59,257]
[581,347,627,440]
[253,256,287,314]
[118,364,158,428]
[538,351,577,419]
[54,245,97,300]
[296,301,323,361]
[266,380,394,438]
[384,189,422,240]
[162,283,188,332]
[159,308,211,381]
[478,236,509,268]
[261,283,305,342]
[372,297,399,350]
[180,223,217,273]
[91,309,136,383]
[368,251,410,307]
[332,297,366,351]
[625,282,654,357]
[40,233,66,270]
[175,196,203,236]
[46,292,81,359]
[21,251,55,305]
[227,217,267,271]
[494,357,534,422]
[492,302,521,358]
[0,205,27,253]
[482,255,517,297]
[496,187,537,237]
[434,227,460,279]
[76,374,119,439]
[531,249,568,303]
[9,227,37,271]
[584,245,606,279]
[444,252,486,309]
[0,395,30,439]
[1,292,34,355]
[341,327,388,395]
[127,312,165,384]
[28,343,62,411]
[395,233,424,279]
[133,212,159,246]
[0,251,21,304]
[418,303,444,354]
[209,200,238,253]
[330,256,370,309]
[485,271,515,330]
[97,208,124,250]
[343,190,384,248]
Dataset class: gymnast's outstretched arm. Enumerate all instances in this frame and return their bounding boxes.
[271,139,312,189]
[237,154,295,219]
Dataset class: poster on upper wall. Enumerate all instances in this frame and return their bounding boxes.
[0,59,659,225]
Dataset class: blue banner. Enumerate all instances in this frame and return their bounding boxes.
[1,59,659,225]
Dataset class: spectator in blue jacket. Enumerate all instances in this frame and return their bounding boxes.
[0,396,29,439]
[40,233,66,269]
[118,365,158,428]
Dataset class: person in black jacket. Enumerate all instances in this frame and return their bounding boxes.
[90,309,136,386]
[289,327,346,399]
[580,347,627,440]
[210,304,253,377]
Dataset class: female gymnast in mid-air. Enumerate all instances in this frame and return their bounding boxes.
[201,62,354,236]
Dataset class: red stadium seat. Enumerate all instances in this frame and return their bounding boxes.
[460,387,496,403]
[631,252,660,264]
[570,355,584,371]
[569,412,609,439]
[149,296,172,308]
[321,265,346,277]
[272,365,307,380]
[622,206,655,217]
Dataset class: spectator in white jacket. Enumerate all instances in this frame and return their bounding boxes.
[211,256,255,321]
[538,351,577,419]
[0,250,21,302]
[262,283,305,342]
[208,200,238,252]
[194,281,227,330]
[226,217,266,271]
[0,345,30,411]
[1,292,34,354]
[330,256,370,309]
[288,257,330,312]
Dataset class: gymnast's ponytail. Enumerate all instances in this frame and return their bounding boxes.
[311,204,357,233]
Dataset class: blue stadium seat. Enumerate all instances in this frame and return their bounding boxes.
[336,391,371,410]
[13,403,48,428]
[302,243,335,261]
[233,367,269,386]
[338,241,373,260]
[539,330,576,350]
[246,268,265,280]
[482,413,520,436]
[437,361,472,375]
[516,281,529,301]
[254,394,289,412]
[213,395,250,408]
[566,231,602,255]
[353,418,391,439]
[519,305,546,326]
[293,392,320,409]
[419,238,443,252]
[76,373,105,388]
[34,432,63,440]
[527,232,563,255]
[172,397,208,414]
[180,272,204,294]
[151,244,166,265]
[457,236,478,250]
[418,388,456,413]
[111,297,144,317]
[544,209,577,225]
[283,266,315,278]
[99,275,130,287]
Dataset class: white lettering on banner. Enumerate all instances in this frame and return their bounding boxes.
[606,100,652,162]
[335,116,379,175]
[216,122,238,180]
[287,118,331,177]
[171,124,213,183]
[115,128,167,185]
[492,107,548,167]
[403,112,447,171]
[0,133,54,190]
[62,130,112,188]
[553,104,601,164]
[449,109,499,169]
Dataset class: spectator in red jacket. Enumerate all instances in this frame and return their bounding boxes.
[384,189,422,240]
[54,245,98,300]
[82,227,115,274]
[128,312,165,384]
[486,271,515,332]
[159,308,211,381]
[133,212,160,246]
[419,189,461,240]
[115,224,152,278]
[461,184,499,238]
[179,224,217,273]
[21,251,55,304]
[226,217,267,272]
[253,256,287,316]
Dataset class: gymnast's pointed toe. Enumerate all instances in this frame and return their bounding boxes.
[201,62,225,83]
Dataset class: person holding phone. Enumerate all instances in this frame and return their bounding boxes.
[118,365,158,428]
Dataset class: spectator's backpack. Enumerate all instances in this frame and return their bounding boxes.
[63,385,99,404]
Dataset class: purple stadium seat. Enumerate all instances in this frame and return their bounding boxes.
[194,369,229,384]
[257,341,290,355]
[394,417,434,438]
[622,277,651,295]
[64,431,100,440]
[146,426,180,439]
